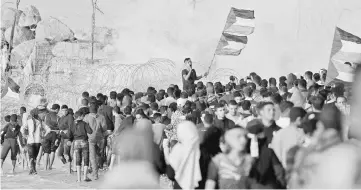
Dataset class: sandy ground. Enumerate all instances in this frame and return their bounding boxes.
[0,151,172,189]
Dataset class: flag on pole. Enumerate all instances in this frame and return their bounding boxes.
[326,28,361,84]
[326,9,361,85]
[215,7,255,56]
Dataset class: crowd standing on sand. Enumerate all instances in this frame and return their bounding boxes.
[1,58,361,189]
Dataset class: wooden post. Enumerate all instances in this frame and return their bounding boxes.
[91,0,96,64]
[6,0,20,71]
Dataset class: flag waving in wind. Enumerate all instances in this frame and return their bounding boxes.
[215,8,255,56]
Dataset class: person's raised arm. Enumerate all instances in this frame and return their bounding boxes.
[183,69,192,81]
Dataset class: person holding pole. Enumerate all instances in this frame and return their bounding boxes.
[182,58,208,95]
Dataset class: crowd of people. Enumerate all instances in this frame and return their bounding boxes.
[1,58,361,189]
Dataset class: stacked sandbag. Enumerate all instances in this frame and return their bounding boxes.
[18,5,41,27]
[35,17,74,42]
[1,7,22,31]
[5,26,35,47]
[10,39,36,67]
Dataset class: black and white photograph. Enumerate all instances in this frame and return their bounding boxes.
[1,0,361,189]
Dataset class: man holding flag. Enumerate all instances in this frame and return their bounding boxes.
[182,58,208,94]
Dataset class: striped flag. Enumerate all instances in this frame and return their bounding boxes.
[215,8,255,56]
[326,11,361,84]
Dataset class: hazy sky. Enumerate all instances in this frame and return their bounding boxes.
[3,0,361,78]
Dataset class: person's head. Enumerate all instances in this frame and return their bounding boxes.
[113,106,121,116]
[313,73,321,82]
[156,93,164,102]
[174,89,181,99]
[301,113,319,137]
[202,113,214,127]
[269,77,277,87]
[249,72,257,81]
[99,94,106,105]
[215,103,226,120]
[287,73,297,89]
[153,113,162,123]
[253,75,262,86]
[258,102,275,121]
[110,91,117,100]
[51,104,60,113]
[279,76,287,84]
[159,106,168,115]
[336,96,347,108]
[176,121,199,145]
[289,107,307,126]
[228,100,238,116]
[82,91,89,99]
[271,93,283,105]
[68,108,74,115]
[241,100,251,111]
[260,79,268,88]
[61,105,69,116]
[10,114,17,123]
[150,102,159,112]
[311,95,325,112]
[243,87,253,98]
[4,115,11,123]
[124,106,132,115]
[167,87,174,97]
[223,128,248,153]
[304,71,313,80]
[298,79,307,89]
[184,57,192,69]
[169,102,178,113]
[279,101,294,117]
[135,109,148,120]
[96,93,103,100]
[233,91,242,103]
[74,111,84,121]
[89,104,98,114]
[20,106,26,114]
[81,98,89,107]
[147,94,156,104]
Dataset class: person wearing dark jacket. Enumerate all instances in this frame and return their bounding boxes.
[213,103,236,134]
[57,105,74,166]
[247,121,286,189]
[68,111,93,182]
[97,95,113,132]
[43,104,61,170]
[1,114,21,175]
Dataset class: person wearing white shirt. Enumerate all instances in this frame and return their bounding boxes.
[21,110,51,175]
[160,87,177,107]
[276,101,294,129]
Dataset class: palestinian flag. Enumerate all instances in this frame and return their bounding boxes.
[326,10,361,85]
[216,33,248,55]
[215,7,255,56]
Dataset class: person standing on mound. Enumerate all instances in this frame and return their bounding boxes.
[182,58,208,94]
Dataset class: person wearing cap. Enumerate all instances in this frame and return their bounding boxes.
[83,104,107,180]
[182,58,208,93]
[57,105,74,168]
[213,103,236,134]
[1,114,21,176]
[68,111,93,182]
[271,107,307,168]
[43,104,61,170]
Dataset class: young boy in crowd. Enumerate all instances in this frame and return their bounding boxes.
[152,113,166,146]
[1,114,21,176]
[68,111,93,182]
